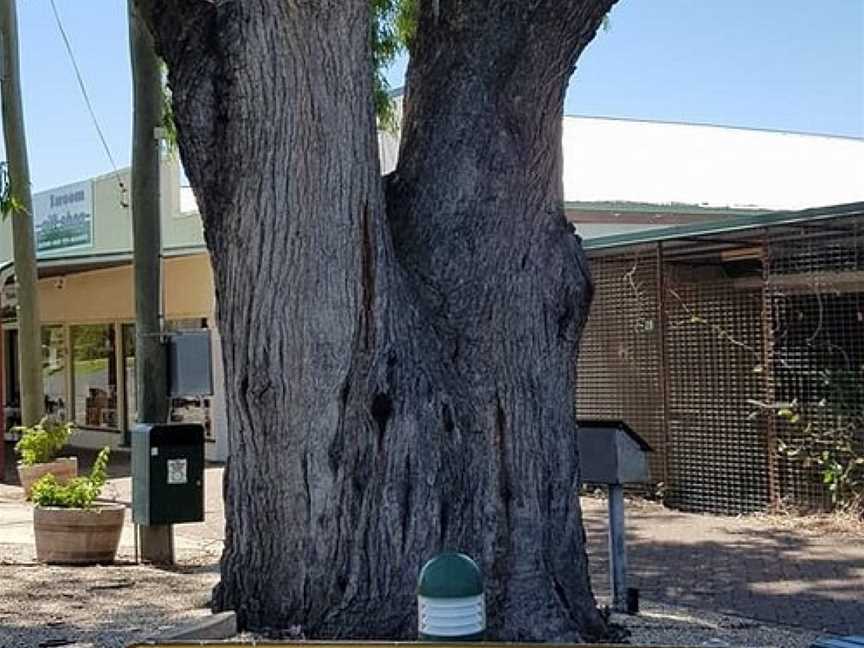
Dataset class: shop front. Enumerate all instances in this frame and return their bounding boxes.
[0,159,228,463]
[0,253,228,463]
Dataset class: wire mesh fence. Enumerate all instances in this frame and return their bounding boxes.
[577,215,864,514]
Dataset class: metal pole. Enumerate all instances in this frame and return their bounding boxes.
[655,242,671,493]
[608,483,628,612]
[760,232,780,508]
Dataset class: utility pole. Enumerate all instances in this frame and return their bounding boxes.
[0,0,43,428]
[129,0,173,563]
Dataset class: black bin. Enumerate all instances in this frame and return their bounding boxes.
[132,423,205,526]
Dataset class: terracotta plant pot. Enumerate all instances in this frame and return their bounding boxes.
[18,457,79,499]
[33,504,125,565]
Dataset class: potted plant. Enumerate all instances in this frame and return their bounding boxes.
[30,447,125,564]
[14,417,77,499]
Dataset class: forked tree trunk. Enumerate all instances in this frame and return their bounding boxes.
[137,0,614,641]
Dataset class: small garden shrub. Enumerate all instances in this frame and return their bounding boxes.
[14,418,74,466]
[31,447,110,509]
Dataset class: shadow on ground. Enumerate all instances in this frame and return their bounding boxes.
[584,500,864,635]
[0,558,217,648]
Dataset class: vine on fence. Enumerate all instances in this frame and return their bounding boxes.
[776,369,864,513]
[618,251,863,513]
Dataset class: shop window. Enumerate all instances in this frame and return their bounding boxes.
[42,326,67,420]
[71,324,118,430]
[122,324,136,431]
[3,329,20,430]
[170,396,213,441]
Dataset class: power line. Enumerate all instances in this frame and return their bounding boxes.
[48,0,127,205]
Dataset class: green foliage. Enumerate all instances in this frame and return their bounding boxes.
[777,369,864,512]
[0,161,25,220]
[31,447,110,509]
[72,325,113,362]
[370,0,417,130]
[160,62,178,155]
[14,418,74,466]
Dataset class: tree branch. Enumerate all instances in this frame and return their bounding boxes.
[131,0,224,227]
[133,0,216,65]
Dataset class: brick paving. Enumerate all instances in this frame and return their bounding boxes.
[582,495,864,636]
[4,443,863,637]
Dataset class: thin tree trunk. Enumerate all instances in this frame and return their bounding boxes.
[128,0,174,563]
[0,0,43,427]
[137,0,613,640]
[129,0,167,428]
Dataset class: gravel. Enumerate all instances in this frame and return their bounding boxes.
[0,543,220,648]
[609,601,821,647]
[0,540,821,648]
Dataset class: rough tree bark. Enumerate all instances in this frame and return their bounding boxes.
[136,0,615,641]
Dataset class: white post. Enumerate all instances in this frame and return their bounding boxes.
[608,483,628,612]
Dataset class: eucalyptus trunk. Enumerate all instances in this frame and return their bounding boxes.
[0,0,43,427]
[137,0,614,640]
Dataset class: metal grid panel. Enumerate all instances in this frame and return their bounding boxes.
[578,218,864,515]
[767,227,864,510]
[663,263,768,513]
[576,252,667,484]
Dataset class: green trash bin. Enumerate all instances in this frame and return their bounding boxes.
[417,553,485,641]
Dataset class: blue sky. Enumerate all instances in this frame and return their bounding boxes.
[5,0,863,192]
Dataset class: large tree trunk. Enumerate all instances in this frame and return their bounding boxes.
[137,0,614,641]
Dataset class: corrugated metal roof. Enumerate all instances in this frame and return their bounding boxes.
[582,201,864,250]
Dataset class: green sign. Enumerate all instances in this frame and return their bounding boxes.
[33,180,93,254]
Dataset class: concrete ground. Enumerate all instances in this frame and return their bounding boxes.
[582,495,864,636]
[1,443,224,556]
[2,443,862,640]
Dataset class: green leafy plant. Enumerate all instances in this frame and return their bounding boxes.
[370,0,417,131]
[159,61,178,155]
[0,161,25,220]
[777,369,864,512]
[31,447,110,509]
[13,418,74,466]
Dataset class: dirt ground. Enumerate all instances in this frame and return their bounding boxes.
[0,542,823,648]
[0,542,220,647]
[0,444,853,646]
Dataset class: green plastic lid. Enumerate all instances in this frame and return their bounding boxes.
[417,552,484,598]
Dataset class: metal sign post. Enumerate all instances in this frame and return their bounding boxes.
[577,419,653,614]
[607,483,628,612]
